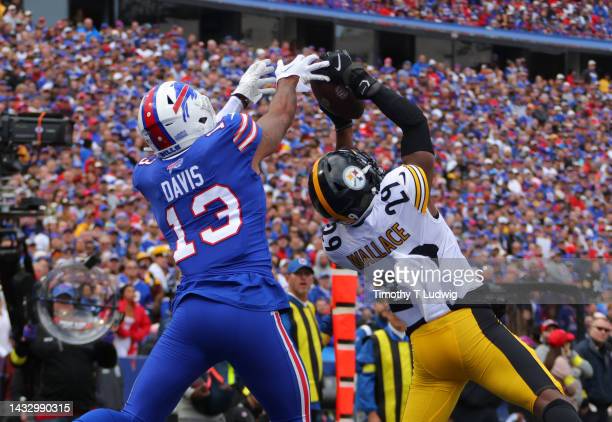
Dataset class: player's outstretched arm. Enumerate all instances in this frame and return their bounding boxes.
[343,65,435,184]
[253,76,298,171]
[335,126,354,150]
[253,54,329,172]
[312,50,355,151]
[216,59,277,122]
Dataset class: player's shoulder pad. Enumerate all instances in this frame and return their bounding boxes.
[382,165,429,214]
[219,112,260,152]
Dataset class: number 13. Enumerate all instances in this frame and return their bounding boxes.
[166,185,242,262]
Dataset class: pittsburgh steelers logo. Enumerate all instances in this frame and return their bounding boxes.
[342,166,366,190]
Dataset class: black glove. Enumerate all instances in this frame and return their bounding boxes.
[342,63,382,99]
[314,50,354,131]
[314,49,354,84]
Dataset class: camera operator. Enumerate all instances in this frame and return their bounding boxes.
[9,283,117,419]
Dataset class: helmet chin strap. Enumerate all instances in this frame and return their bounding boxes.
[157,132,203,160]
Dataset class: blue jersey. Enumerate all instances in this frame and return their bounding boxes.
[133,113,288,312]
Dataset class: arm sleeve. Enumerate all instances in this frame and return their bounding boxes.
[356,338,378,413]
[370,85,433,156]
[215,96,244,123]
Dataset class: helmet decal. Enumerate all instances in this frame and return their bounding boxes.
[172,82,198,123]
[342,166,366,190]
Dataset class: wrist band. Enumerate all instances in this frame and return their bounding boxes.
[232,93,250,109]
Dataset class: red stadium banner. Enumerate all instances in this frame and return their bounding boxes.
[331,269,358,422]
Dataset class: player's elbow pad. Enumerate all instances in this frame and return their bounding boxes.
[371,86,433,155]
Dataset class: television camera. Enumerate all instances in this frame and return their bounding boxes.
[0,112,72,339]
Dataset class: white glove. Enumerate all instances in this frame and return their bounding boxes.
[232,59,276,104]
[275,54,330,87]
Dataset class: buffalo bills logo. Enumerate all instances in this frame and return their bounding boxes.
[172,83,198,122]
[166,157,184,173]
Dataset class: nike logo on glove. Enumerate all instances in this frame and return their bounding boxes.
[335,53,342,71]
[359,80,370,95]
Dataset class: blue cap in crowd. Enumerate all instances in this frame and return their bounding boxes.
[51,283,76,298]
[288,258,313,274]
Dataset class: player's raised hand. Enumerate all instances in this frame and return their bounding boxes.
[275,54,330,86]
[233,59,276,105]
[315,49,353,84]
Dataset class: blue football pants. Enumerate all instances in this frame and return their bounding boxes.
[75,295,310,422]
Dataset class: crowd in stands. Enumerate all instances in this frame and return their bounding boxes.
[0,2,609,419]
[274,0,612,40]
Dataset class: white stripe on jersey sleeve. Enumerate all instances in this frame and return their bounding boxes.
[238,121,258,151]
[232,113,249,143]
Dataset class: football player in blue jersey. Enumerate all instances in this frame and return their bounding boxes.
[76,55,329,422]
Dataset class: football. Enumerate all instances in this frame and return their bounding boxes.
[311,80,364,120]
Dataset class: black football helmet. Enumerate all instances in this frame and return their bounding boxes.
[308,149,384,224]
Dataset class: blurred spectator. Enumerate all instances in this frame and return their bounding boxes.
[283,258,331,421]
[312,250,332,279]
[356,310,409,422]
[543,329,591,410]
[582,60,599,84]
[308,270,331,305]
[536,319,560,361]
[146,245,175,293]
[379,57,396,74]
[9,285,117,418]
[2,4,18,30]
[273,0,612,39]
[575,314,612,422]
[119,259,152,311]
[113,285,151,357]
